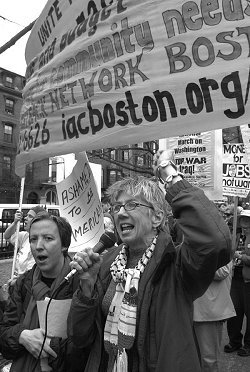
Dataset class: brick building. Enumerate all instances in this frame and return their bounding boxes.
[0,67,57,204]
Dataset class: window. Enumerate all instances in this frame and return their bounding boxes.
[49,158,58,182]
[108,169,122,184]
[27,192,38,204]
[47,208,60,216]
[109,150,115,160]
[5,98,14,115]
[3,124,13,142]
[25,163,34,183]
[122,149,129,161]
[46,190,58,205]
[5,76,14,88]
[3,156,11,177]
[136,154,145,166]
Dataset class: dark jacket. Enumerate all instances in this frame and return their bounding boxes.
[0,264,88,372]
[69,180,232,372]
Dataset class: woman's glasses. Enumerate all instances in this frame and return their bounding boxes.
[111,201,153,214]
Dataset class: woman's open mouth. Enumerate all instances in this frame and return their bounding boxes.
[36,255,48,263]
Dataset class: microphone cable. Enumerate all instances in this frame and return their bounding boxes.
[30,279,68,372]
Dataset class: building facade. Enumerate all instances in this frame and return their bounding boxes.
[0,68,25,203]
[0,67,58,204]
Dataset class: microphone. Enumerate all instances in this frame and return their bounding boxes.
[62,231,117,283]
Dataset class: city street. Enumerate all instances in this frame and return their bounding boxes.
[0,259,250,371]
[221,321,250,372]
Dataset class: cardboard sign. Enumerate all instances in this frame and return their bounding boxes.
[164,130,223,200]
[222,143,250,197]
[56,152,104,252]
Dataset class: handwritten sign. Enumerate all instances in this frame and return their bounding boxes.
[241,124,250,166]
[15,0,250,176]
[164,130,223,200]
[56,152,104,252]
[223,143,250,197]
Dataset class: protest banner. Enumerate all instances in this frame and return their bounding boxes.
[162,130,223,200]
[15,0,250,176]
[56,151,104,252]
[222,143,250,197]
[240,124,250,166]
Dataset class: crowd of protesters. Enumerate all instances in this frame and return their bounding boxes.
[0,153,249,372]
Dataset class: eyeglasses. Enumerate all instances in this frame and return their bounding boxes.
[111,201,154,214]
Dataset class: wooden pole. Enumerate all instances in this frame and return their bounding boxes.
[0,20,36,55]
[11,177,25,280]
[231,196,238,253]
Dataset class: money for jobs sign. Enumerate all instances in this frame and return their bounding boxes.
[223,143,250,197]
[163,130,223,200]
[56,152,104,252]
[15,0,250,176]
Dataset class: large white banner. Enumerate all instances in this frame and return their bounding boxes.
[15,0,250,176]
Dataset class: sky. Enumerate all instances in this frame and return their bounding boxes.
[0,0,48,76]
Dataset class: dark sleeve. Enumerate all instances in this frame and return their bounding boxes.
[165,180,232,300]
[241,254,250,266]
[49,336,92,372]
[67,285,99,348]
[0,276,27,359]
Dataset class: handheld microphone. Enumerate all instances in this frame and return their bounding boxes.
[62,231,117,283]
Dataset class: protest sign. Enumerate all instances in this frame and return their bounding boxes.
[163,130,223,200]
[240,124,250,166]
[56,151,104,252]
[222,143,250,197]
[15,0,250,176]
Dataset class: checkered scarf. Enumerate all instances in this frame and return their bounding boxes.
[104,235,158,371]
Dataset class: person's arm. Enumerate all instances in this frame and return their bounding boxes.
[214,262,232,281]
[4,210,22,241]
[0,275,28,359]
[67,248,103,348]
[235,251,250,266]
[165,178,232,300]
[0,272,56,361]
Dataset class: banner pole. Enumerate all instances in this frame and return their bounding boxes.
[231,196,238,254]
[11,177,25,280]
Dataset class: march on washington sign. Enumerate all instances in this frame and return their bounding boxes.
[15,0,250,176]
[162,130,223,200]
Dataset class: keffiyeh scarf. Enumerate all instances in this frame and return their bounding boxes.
[104,235,158,372]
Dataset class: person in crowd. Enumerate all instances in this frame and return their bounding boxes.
[102,197,111,214]
[224,209,250,357]
[4,206,46,284]
[103,212,119,247]
[0,213,86,372]
[193,262,236,371]
[103,212,115,234]
[68,149,231,372]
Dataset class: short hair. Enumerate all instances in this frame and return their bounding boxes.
[29,214,72,255]
[30,205,47,215]
[106,175,169,230]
